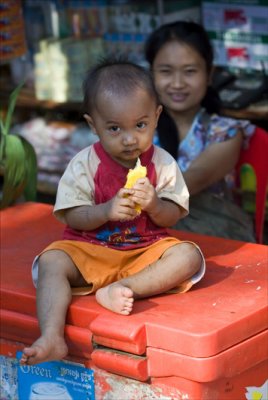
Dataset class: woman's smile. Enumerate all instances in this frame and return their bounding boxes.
[169,92,189,102]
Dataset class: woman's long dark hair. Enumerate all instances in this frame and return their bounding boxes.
[145,21,221,158]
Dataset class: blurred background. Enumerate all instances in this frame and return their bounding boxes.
[0,0,267,202]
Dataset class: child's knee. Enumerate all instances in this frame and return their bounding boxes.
[38,250,80,285]
[38,252,56,279]
[39,251,57,268]
[38,250,70,276]
[179,242,203,275]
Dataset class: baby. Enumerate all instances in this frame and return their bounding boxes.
[21,58,205,366]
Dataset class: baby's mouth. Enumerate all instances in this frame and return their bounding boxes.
[123,148,139,157]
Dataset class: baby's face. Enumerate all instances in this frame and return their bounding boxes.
[86,88,162,168]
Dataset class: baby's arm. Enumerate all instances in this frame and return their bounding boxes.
[130,178,183,227]
[64,188,138,231]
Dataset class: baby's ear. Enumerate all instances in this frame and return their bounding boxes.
[83,114,97,134]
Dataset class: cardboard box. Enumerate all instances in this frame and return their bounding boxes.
[202,0,268,71]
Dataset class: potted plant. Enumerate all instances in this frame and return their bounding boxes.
[0,82,37,208]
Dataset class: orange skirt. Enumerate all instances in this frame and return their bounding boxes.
[33,237,205,295]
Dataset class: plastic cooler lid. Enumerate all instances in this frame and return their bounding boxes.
[1,203,267,362]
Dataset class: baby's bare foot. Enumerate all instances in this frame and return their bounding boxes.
[20,335,68,365]
[96,283,134,315]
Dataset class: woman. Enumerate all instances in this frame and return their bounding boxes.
[145,20,256,242]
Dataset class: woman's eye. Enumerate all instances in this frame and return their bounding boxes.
[185,69,197,75]
[137,122,146,129]
[159,69,171,75]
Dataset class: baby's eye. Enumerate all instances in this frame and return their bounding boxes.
[137,122,146,129]
[108,125,120,133]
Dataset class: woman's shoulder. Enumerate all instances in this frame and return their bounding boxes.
[201,110,255,141]
[209,112,248,128]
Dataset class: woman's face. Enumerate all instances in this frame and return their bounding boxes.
[152,40,210,116]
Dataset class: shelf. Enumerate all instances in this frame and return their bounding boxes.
[1,82,267,122]
[0,84,82,112]
[221,101,268,122]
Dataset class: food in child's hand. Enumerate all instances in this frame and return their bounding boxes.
[124,158,147,213]
[124,158,147,188]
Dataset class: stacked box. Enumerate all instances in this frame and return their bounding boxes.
[162,0,201,24]
[34,37,105,102]
[1,203,268,400]
[103,32,148,66]
[0,0,27,62]
[104,1,201,65]
[106,2,159,35]
[65,0,109,37]
[202,0,268,71]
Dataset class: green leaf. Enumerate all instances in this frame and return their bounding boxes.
[0,135,27,208]
[21,136,37,201]
[0,136,4,165]
[0,119,4,137]
[0,119,6,163]
[0,81,39,209]
[5,135,26,184]
[1,178,25,208]
[2,81,24,137]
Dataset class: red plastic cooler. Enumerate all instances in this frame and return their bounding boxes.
[1,203,267,399]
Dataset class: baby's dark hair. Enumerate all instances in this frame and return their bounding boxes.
[145,20,221,114]
[83,57,160,114]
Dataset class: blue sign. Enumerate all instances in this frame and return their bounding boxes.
[17,352,95,400]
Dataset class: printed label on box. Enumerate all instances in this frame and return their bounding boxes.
[16,351,95,400]
[245,380,268,400]
[202,0,268,70]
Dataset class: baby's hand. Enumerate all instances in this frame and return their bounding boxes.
[130,177,157,213]
[105,188,138,222]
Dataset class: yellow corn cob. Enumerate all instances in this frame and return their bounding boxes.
[124,158,147,213]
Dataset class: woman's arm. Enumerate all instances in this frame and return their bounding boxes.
[183,130,243,195]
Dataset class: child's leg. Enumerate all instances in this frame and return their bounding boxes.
[20,249,87,365]
[96,242,202,315]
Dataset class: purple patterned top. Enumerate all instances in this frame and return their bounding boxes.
[155,108,255,195]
